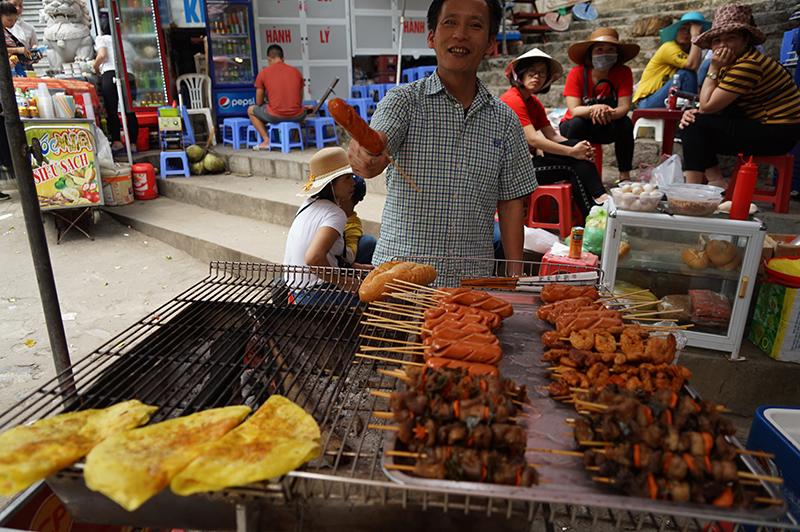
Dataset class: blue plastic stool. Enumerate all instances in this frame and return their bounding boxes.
[316,101,330,117]
[351,85,369,99]
[160,151,190,178]
[221,117,250,150]
[416,66,436,79]
[401,67,418,83]
[380,83,398,98]
[246,125,263,148]
[304,117,338,149]
[268,122,304,153]
[345,98,372,123]
[180,105,195,147]
[367,84,386,102]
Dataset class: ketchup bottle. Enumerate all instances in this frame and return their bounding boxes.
[729,154,757,220]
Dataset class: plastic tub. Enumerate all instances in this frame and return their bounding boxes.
[610,186,662,212]
[665,183,724,216]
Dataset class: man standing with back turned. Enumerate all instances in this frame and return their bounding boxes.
[348,0,536,284]
[247,44,306,150]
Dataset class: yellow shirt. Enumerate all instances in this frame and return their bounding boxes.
[344,212,363,262]
[633,41,689,102]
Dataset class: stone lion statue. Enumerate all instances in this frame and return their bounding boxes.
[40,0,94,70]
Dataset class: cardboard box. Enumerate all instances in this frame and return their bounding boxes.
[749,281,800,363]
[762,234,800,262]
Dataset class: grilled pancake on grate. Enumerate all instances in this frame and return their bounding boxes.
[171,395,321,496]
[84,405,251,511]
[0,400,157,496]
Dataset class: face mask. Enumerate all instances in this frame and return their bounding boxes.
[592,53,618,71]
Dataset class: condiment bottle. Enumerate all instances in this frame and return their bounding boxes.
[729,154,757,221]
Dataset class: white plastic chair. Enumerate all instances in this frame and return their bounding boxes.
[177,74,216,145]
[633,117,664,143]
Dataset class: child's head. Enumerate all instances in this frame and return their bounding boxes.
[352,175,366,205]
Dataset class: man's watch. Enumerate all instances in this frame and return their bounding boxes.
[707,71,719,80]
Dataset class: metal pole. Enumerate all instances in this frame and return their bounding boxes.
[0,39,76,397]
[109,0,133,164]
[395,0,407,85]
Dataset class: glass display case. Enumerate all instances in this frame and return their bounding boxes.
[205,0,257,117]
[114,0,169,110]
[601,203,766,360]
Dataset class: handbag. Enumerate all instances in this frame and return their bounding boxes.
[581,66,618,108]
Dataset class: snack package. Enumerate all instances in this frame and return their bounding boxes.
[689,290,731,328]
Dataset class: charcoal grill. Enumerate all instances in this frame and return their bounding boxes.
[1,261,798,531]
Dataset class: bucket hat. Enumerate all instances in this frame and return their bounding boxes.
[504,48,564,92]
[659,11,711,43]
[567,27,640,65]
[693,3,765,49]
[299,147,353,197]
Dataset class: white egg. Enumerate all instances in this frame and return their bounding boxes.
[632,199,642,210]
[631,185,644,195]
[621,184,633,193]
[643,183,656,192]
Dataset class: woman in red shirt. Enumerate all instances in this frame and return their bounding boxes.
[500,48,606,218]
[560,28,639,182]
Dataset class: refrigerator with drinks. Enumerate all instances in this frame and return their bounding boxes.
[112,0,170,119]
[205,0,258,118]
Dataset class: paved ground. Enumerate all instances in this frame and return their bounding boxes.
[0,189,208,510]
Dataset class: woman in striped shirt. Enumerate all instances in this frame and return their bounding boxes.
[679,3,800,187]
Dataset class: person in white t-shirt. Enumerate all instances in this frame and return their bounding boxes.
[284,147,373,299]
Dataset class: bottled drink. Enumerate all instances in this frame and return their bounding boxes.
[569,227,584,259]
[667,73,680,110]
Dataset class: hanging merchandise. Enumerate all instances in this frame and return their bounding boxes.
[572,2,598,21]
[544,9,572,32]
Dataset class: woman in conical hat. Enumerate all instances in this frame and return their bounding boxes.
[283,147,357,292]
[679,3,800,187]
[559,27,640,181]
[634,11,711,108]
[500,48,607,220]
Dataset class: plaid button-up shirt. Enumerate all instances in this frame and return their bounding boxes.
[370,72,537,282]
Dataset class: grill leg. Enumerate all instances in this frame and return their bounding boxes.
[236,504,261,532]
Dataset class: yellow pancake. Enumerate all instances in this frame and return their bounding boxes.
[171,395,320,496]
[0,400,157,496]
[84,405,250,511]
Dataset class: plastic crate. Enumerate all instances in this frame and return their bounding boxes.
[747,406,800,520]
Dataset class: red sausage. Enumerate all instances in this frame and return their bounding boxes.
[328,98,385,154]
[426,357,499,377]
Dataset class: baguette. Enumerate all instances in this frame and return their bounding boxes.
[358,261,438,302]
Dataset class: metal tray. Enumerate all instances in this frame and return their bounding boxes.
[377,292,790,525]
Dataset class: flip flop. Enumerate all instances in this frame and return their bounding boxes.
[252,144,269,151]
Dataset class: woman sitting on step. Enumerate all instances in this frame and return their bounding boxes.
[679,3,800,187]
[283,147,371,303]
[559,28,640,182]
[500,48,607,220]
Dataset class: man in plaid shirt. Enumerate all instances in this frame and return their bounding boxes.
[349,0,537,283]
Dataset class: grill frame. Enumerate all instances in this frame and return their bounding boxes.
[1,261,797,531]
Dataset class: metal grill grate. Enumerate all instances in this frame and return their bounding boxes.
[1,261,797,531]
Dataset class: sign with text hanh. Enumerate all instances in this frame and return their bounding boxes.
[24,120,102,211]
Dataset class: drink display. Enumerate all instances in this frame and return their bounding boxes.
[205,0,257,117]
[116,0,168,110]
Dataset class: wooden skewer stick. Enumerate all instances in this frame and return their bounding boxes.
[369,390,392,399]
[606,298,663,310]
[754,497,784,506]
[359,334,421,346]
[372,411,394,420]
[387,156,421,194]
[370,301,425,313]
[737,471,784,485]
[736,449,775,459]
[624,308,686,318]
[570,387,589,393]
[377,368,410,382]
[360,345,425,353]
[363,312,424,326]
[356,353,425,367]
[363,322,422,335]
[598,288,652,301]
[623,317,679,322]
[369,423,400,432]
[586,466,601,472]
[391,294,438,309]
[577,440,611,447]
[385,462,417,472]
[526,447,583,457]
[367,307,427,320]
[640,324,694,330]
[592,476,615,485]
[390,279,449,295]
[574,399,609,411]
[386,450,423,458]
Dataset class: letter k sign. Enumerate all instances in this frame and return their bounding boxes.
[183,0,205,24]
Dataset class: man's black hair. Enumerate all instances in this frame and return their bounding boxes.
[427,0,503,38]
[0,2,18,17]
[267,44,284,59]
[100,13,111,36]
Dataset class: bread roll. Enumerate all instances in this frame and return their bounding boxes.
[706,240,737,266]
[718,253,741,271]
[681,248,709,270]
[358,261,438,302]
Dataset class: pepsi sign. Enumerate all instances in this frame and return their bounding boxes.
[214,89,256,117]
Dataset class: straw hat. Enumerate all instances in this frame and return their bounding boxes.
[504,48,564,93]
[693,3,765,49]
[659,12,711,44]
[567,27,640,65]
[299,147,353,197]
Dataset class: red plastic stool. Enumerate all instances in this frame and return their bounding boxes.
[724,154,795,214]
[526,184,573,238]
[592,144,603,177]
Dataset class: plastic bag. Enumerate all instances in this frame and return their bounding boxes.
[652,154,683,188]
[94,124,115,170]
[523,226,560,254]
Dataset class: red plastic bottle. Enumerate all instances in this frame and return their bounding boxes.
[729,154,757,220]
